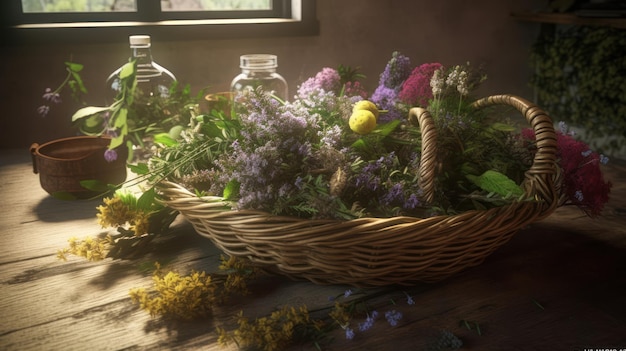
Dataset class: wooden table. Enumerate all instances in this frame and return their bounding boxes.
[2,148,626,351]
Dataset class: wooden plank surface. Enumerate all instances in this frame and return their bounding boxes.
[1,148,626,351]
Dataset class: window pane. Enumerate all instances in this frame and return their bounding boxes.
[161,0,271,12]
[20,0,136,13]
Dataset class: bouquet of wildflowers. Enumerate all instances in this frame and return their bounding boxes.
[137,51,611,223]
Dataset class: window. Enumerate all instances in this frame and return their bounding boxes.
[1,0,317,42]
[17,0,282,22]
[20,0,274,12]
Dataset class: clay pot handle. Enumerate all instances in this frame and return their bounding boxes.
[30,143,39,174]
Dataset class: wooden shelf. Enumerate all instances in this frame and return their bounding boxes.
[512,11,626,29]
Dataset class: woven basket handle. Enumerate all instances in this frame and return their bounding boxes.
[471,94,560,215]
[407,107,438,203]
[409,94,559,214]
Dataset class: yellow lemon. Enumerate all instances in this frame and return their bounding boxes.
[352,100,380,121]
[349,109,377,135]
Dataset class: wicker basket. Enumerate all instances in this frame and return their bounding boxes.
[159,94,560,287]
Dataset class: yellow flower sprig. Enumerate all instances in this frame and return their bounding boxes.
[217,305,319,351]
[96,193,151,237]
[128,256,259,320]
[129,262,216,320]
[57,191,179,261]
[56,235,111,261]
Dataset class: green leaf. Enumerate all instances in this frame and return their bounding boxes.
[114,107,128,128]
[223,180,240,200]
[70,71,88,94]
[153,133,178,147]
[109,134,125,150]
[82,114,103,130]
[137,187,156,211]
[119,61,135,79]
[351,138,367,150]
[51,191,77,200]
[79,179,109,192]
[466,170,524,197]
[65,61,83,73]
[129,163,150,175]
[201,122,223,138]
[71,106,109,122]
[126,140,134,163]
[490,122,516,132]
[375,120,401,137]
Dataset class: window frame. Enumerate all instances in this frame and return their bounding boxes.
[15,0,286,23]
[1,0,318,44]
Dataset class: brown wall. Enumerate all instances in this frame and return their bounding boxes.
[0,0,543,149]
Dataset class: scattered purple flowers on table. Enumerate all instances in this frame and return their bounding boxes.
[405,292,415,305]
[358,311,379,332]
[345,327,355,340]
[385,310,403,327]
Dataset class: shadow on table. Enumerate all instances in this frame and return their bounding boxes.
[33,195,101,222]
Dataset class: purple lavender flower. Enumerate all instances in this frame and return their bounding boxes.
[404,193,420,210]
[574,190,584,202]
[381,183,404,206]
[344,289,353,298]
[319,125,342,147]
[42,88,62,104]
[37,105,50,117]
[378,52,412,89]
[104,149,118,162]
[385,310,403,326]
[294,176,304,190]
[405,292,415,305]
[358,311,378,332]
[370,85,404,122]
[600,154,609,165]
[345,327,355,340]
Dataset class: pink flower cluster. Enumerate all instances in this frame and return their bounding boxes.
[398,63,443,107]
[297,67,342,98]
[297,67,367,98]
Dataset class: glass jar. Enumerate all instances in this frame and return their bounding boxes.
[230,54,288,101]
[105,35,176,104]
[104,35,177,162]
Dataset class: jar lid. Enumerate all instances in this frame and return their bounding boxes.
[240,54,278,69]
[129,35,151,46]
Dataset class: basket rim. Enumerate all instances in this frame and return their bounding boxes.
[155,94,561,286]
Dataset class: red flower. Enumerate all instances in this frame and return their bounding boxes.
[398,63,443,107]
[521,128,612,217]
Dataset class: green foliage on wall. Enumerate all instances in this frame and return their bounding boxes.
[529,26,626,152]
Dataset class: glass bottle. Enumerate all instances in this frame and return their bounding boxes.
[230,54,288,101]
[105,35,177,104]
